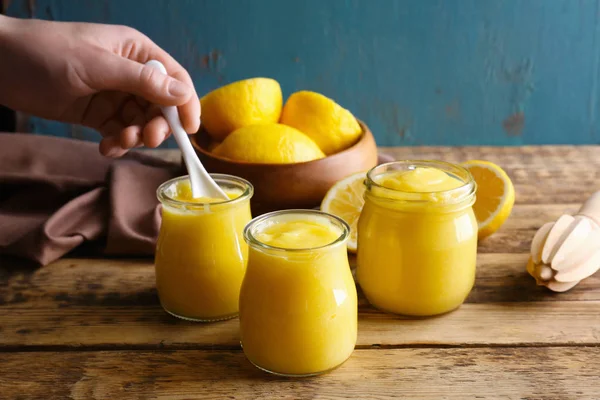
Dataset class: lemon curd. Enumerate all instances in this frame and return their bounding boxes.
[155,175,253,321]
[357,161,478,317]
[240,210,357,376]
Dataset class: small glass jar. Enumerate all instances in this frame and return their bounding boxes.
[155,174,253,322]
[356,161,478,317]
[240,210,357,377]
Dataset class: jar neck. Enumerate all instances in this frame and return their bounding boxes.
[244,209,350,255]
[248,242,348,263]
[364,160,476,213]
[157,174,253,213]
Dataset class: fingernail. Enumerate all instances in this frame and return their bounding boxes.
[168,80,191,98]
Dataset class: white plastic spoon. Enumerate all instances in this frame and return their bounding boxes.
[145,60,227,200]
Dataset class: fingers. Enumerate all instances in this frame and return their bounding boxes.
[98,120,127,157]
[100,115,173,157]
[120,125,143,149]
[158,60,200,134]
[134,96,149,109]
[118,99,145,148]
[119,115,172,151]
[150,51,200,133]
[99,54,194,107]
[88,26,202,155]
[142,115,171,148]
[123,34,201,134]
[120,99,143,125]
[99,136,129,158]
[99,100,173,156]
[84,27,200,136]
[81,92,129,131]
[171,69,201,134]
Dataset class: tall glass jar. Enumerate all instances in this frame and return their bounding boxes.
[240,210,357,376]
[155,174,253,322]
[357,161,478,317]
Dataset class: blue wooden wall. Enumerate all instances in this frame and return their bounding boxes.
[6,0,600,146]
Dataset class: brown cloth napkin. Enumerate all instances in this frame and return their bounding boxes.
[0,133,183,266]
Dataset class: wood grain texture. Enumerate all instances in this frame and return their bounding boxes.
[144,146,600,204]
[4,302,600,350]
[1,145,600,399]
[382,146,600,204]
[1,255,600,349]
[1,348,599,399]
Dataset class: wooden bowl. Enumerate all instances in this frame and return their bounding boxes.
[192,120,378,215]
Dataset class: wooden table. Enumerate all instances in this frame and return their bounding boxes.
[2,146,600,399]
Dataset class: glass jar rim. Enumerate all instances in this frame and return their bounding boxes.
[157,174,254,208]
[244,209,350,252]
[365,160,476,205]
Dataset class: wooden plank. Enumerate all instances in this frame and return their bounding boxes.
[1,255,600,349]
[148,147,600,204]
[2,253,598,309]
[143,149,597,253]
[0,203,585,305]
[476,203,595,254]
[381,145,600,168]
[1,348,599,399]
[383,146,600,205]
[151,146,600,169]
[153,145,600,168]
[478,203,577,253]
[2,302,599,350]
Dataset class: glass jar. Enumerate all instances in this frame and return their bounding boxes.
[155,174,253,322]
[240,210,357,376]
[356,161,478,317]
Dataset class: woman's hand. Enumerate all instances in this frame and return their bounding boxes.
[0,16,200,156]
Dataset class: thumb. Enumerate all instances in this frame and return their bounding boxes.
[99,55,193,106]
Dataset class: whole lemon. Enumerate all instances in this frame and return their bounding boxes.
[200,78,283,141]
[280,91,362,155]
[213,123,325,164]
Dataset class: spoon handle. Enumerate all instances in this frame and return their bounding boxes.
[159,105,207,197]
[145,60,227,199]
[159,103,195,154]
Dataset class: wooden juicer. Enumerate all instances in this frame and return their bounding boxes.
[528,191,600,292]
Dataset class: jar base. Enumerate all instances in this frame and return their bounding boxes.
[162,304,238,323]
[242,343,352,377]
[247,357,350,378]
[368,301,464,318]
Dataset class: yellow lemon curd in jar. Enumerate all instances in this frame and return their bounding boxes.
[155,176,252,321]
[240,211,357,376]
[357,163,478,317]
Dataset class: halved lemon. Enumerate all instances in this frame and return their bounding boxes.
[320,172,367,253]
[462,160,515,240]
